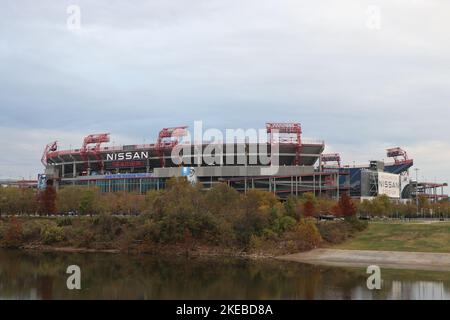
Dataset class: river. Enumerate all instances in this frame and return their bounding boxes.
[0,249,450,300]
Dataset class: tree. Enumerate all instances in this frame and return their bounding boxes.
[157,177,204,216]
[303,200,316,218]
[418,195,430,212]
[56,186,102,215]
[112,191,145,215]
[359,199,372,216]
[0,188,38,216]
[79,188,97,215]
[333,193,357,218]
[284,195,300,220]
[301,193,317,218]
[144,189,164,217]
[233,190,277,245]
[39,186,56,215]
[204,183,240,217]
[18,189,38,215]
[1,217,23,248]
[363,195,393,217]
[316,197,335,216]
[375,195,392,216]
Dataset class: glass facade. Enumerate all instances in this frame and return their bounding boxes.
[60,178,165,194]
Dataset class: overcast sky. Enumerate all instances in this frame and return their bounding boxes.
[0,0,449,188]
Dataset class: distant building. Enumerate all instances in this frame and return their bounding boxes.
[0,179,37,189]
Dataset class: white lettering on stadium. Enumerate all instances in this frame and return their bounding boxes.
[106,152,149,161]
[378,181,399,189]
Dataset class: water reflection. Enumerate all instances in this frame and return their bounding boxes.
[0,249,449,300]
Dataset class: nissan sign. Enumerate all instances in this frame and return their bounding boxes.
[377,172,400,198]
[106,151,149,161]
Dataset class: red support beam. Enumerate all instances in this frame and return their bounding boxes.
[41,141,58,166]
[81,133,110,173]
[321,153,341,169]
[266,122,302,165]
[387,147,408,163]
[156,126,188,167]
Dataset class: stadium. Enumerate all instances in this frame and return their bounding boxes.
[39,122,448,201]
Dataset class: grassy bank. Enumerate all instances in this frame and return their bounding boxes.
[335,221,450,253]
[0,215,366,257]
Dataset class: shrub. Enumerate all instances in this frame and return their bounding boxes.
[316,221,350,244]
[262,228,277,240]
[41,225,65,244]
[0,218,23,248]
[345,216,368,232]
[22,220,46,241]
[79,230,95,248]
[316,218,367,244]
[91,214,129,243]
[57,216,73,227]
[283,219,322,252]
[157,211,220,244]
[249,234,264,251]
[274,216,297,234]
[295,219,322,250]
[133,218,161,244]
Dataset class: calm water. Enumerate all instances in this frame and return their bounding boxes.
[1,249,450,300]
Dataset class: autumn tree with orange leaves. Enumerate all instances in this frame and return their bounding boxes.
[39,185,57,215]
[333,193,357,218]
[303,199,316,218]
[301,193,317,218]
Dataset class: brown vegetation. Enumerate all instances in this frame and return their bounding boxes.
[9,179,448,255]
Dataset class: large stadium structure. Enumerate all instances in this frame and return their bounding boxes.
[39,122,447,201]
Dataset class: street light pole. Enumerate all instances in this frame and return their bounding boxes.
[415,168,419,216]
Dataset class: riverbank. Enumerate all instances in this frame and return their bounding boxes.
[277,249,450,272]
[2,215,365,258]
[20,243,275,259]
[0,213,369,259]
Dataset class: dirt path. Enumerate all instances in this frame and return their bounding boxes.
[277,249,450,272]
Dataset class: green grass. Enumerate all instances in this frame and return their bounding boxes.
[335,221,450,253]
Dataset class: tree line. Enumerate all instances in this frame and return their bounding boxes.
[0,178,369,252]
[0,180,448,218]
